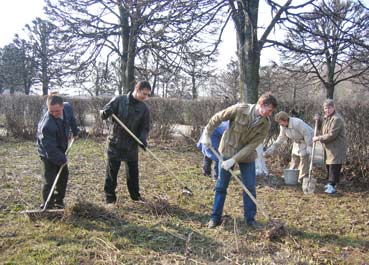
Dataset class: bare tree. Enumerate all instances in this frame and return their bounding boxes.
[74,60,116,96]
[209,58,240,101]
[259,64,318,103]
[45,0,228,95]
[227,0,313,103]
[180,44,217,99]
[274,0,369,99]
[24,18,82,95]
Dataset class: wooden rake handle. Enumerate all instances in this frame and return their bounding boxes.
[43,138,75,211]
[111,114,192,194]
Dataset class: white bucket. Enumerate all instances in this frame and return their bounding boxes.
[283,169,299,185]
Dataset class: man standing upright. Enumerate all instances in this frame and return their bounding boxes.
[100,81,151,204]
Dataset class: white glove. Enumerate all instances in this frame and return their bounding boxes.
[201,135,212,148]
[221,158,236,171]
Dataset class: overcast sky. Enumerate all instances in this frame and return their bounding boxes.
[0,0,277,67]
[1,0,367,68]
[0,0,45,47]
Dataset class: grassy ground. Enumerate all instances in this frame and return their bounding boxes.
[0,138,368,264]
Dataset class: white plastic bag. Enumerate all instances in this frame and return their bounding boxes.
[255,144,269,176]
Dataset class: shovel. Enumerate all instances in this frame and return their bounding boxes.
[209,146,284,239]
[303,117,318,194]
[112,114,193,196]
[21,138,75,220]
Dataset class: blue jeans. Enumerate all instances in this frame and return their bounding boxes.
[211,159,256,224]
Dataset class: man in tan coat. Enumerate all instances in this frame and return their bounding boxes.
[313,99,347,194]
[264,111,314,183]
[201,93,277,229]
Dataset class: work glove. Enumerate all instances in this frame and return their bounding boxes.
[201,135,212,148]
[221,158,236,171]
[139,138,148,151]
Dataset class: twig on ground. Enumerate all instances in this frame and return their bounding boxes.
[233,217,240,253]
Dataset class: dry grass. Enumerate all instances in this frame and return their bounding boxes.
[1,138,368,264]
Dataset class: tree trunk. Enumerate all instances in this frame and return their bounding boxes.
[234,0,260,104]
[151,74,157,97]
[42,79,48,96]
[118,2,129,95]
[325,83,335,99]
[191,74,197,99]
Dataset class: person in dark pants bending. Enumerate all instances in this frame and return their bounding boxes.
[100,81,151,204]
[37,94,77,209]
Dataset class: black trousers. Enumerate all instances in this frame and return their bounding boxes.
[202,156,212,176]
[326,164,342,187]
[104,159,140,202]
[41,158,69,205]
[202,156,219,179]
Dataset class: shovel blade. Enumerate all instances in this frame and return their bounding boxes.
[302,177,317,194]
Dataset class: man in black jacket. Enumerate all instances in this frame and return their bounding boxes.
[100,81,151,204]
[37,94,77,209]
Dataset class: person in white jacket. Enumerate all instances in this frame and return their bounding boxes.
[264,111,313,183]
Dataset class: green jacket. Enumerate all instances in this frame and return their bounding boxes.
[204,103,270,163]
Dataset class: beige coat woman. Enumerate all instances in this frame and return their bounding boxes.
[320,112,347,164]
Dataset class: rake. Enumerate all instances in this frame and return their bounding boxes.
[112,114,193,196]
[21,138,74,220]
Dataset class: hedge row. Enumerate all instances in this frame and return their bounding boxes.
[0,95,367,182]
[0,95,231,140]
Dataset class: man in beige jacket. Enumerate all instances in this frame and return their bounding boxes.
[201,93,277,230]
[313,99,347,194]
[264,111,314,183]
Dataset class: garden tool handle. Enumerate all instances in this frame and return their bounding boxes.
[308,118,319,186]
[43,138,75,211]
[112,114,145,147]
[111,114,192,194]
[209,146,270,220]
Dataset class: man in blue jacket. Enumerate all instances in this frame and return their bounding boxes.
[197,121,229,181]
[37,94,78,209]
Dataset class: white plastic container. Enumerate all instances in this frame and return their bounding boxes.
[283,169,299,185]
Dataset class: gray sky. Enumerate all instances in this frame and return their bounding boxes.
[0,0,275,67]
[0,0,45,47]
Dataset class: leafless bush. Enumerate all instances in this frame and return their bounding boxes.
[1,95,367,183]
[67,97,91,132]
[182,99,232,139]
[146,98,185,139]
[2,95,44,139]
[87,96,110,136]
[340,102,369,182]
